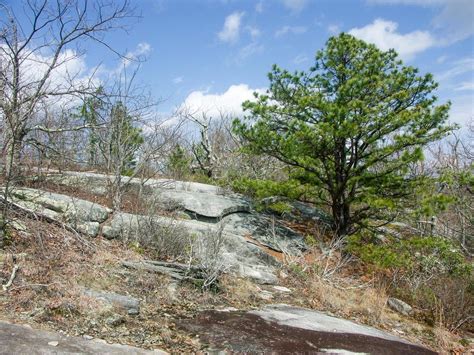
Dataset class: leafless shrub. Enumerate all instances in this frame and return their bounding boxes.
[189,222,229,290]
[134,217,191,262]
[409,275,474,332]
[419,130,474,254]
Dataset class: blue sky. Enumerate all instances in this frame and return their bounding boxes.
[5,0,474,126]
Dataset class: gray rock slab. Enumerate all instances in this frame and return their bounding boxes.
[178,307,435,354]
[222,213,306,254]
[43,171,250,219]
[54,171,223,194]
[0,321,166,354]
[4,188,111,224]
[237,263,279,284]
[250,304,408,343]
[76,222,101,237]
[387,297,413,316]
[157,189,250,219]
[103,212,280,284]
[83,289,140,314]
[145,179,222,194]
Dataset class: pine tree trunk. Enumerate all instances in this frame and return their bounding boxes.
[332,198,351,239]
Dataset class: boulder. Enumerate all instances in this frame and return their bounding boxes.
[83,289,140,315]
[5,175,307,285]
[76,222,101,237]
[387,297,413,316]
[157,189,250,219]
[11,188,110,222]
[237,263,278,284]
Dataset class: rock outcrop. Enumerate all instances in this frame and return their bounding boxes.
[41,171,250,219]
[178,304,436,354]
[102,211,281,284]
[1,172,310,284]
[1,187,111,237]
[0,321,166,354]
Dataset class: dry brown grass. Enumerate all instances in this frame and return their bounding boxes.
[219,275,261,305]
[295,272,388,326]
[0,217,203,352]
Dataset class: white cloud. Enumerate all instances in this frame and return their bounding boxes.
[349,19,436,59]
[0,46,100,110]
[179,84,265,118]
[122,42,151,68]
[293,54,309,65]
[218,12,245,43]
[275,25,307,38]
[246,26,261,40]
[282,0,308,12]
[327,24,341,35]
[449,95,474,126]
[432,0,474,44]
[368,0,474,44]
[255,1,264,13]
[173,76,184,84]
[236,42,264,63]
[436,58,474,82]
[454,82,474,91]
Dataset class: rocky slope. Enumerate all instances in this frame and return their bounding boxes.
[4,171,308,284]
[0,171,448,354]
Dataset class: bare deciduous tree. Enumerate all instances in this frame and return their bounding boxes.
[178,107,219,178]
[0,0,135,177]
[0,0,135,244]
[79,67,184,211]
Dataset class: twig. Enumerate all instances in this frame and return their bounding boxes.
[8,282,60,292]
[2,264,19,291]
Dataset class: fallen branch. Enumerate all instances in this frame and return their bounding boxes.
[8,282,60,292]
[2,264,19,291]
[121,260,206,282]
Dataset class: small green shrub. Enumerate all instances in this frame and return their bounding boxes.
[347,234,472,278]
[348,232,473,330]
[230,177,315,201]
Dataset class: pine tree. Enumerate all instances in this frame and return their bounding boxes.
[234,33,454,237]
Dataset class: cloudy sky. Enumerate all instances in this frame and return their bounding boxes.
[5,0,474,126]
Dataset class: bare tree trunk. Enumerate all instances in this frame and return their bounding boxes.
[112,166,123,211]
